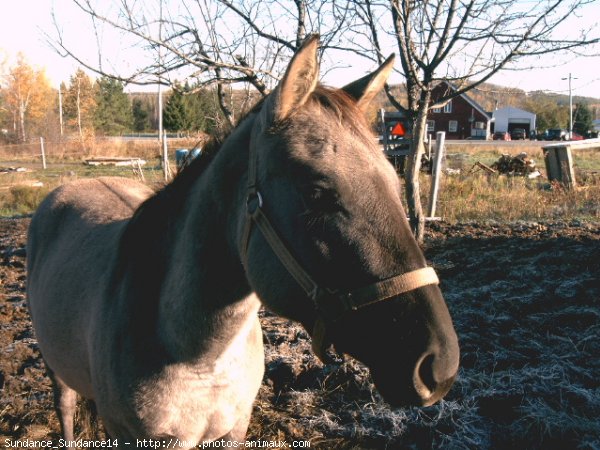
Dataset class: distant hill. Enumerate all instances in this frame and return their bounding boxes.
[375,82,600,119]
[126,82,600,133]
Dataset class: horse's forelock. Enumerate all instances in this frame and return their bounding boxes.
[309,86,364,122]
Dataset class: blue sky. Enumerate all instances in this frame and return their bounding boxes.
[2,0,599,99]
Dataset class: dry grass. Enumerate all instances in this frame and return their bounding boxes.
[427,174,600,222]
[2,138,600,223]
[0,186,50,217]
[419,143,600,223]
[0,137,203,163]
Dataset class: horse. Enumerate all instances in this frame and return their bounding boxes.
[26,35,459,446]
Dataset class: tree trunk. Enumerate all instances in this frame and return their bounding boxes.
[77,78,83,140]
[216,81,234,130]
[18,102,26,142]
[405,89,431,244]
[294,0,306,48]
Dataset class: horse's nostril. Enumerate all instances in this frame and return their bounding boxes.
[415,353,437,396]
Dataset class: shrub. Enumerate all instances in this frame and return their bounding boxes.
[0,186,49,216]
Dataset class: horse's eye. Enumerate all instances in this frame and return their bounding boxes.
[305,187,341,214]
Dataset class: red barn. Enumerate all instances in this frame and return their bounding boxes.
[428,81,491,140]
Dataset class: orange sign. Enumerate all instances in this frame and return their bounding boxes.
[391,122,406,136]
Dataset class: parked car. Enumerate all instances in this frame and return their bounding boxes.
[493,131,511,141]
[510,128,527,140]
[545,129,568,141]
[570,132,584,141]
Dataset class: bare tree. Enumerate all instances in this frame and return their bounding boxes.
[49,1,599,241]
[48,0,354,130]
[355,0,600,241]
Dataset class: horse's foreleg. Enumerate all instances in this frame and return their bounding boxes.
[47,368,78,441]
[217,405,253,444]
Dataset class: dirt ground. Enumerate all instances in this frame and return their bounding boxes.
[1,217,599,449]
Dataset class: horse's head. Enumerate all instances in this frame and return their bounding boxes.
[242,35,459,407]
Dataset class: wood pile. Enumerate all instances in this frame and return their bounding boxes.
[84,157,146,167]
[491,153,540,178]
[0,167,28,174]
[470,153,541,178]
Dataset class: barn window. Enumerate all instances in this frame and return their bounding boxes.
[427,120,435,132]
[444,100,453,113]
[448,120,458,132]
[432,106,442,113]
[474,121,485,129]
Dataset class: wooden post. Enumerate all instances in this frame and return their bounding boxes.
[58,87,64,137]
[543,144,576,188]
[137,159,145,182]
[380,109,388,153]
[427,134,432,160]
[162,131,170,181]
[40,137,47,170]
[427,131,445,218]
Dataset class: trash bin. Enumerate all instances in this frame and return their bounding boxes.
[175,149,189,169]
[176,148,203,170]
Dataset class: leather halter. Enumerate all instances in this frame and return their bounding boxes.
[241,138,439,363]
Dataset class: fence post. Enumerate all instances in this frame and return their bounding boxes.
[543,144,576,188]
[427,131,445,218]
[162,130,171,181]
[40,137,47,170]
[426,133,433,160]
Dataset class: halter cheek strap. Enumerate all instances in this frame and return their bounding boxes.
[241,141,440,363]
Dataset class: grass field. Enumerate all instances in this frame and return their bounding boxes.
[1,138,598,222]
[435,141,600,222]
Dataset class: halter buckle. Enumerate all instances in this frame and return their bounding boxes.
[246,191,263,216]
[312,288,357,321]
[339,291,358,312]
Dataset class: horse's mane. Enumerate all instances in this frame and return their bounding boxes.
[129,85,364,229]
[115,99,265,279]
[112,84,368,336]
[123,99,261,228]
[118,85,365,261]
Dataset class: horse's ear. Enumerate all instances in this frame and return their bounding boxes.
[342,54,395,112]
[274,34,320,122]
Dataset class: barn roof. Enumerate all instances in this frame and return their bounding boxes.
[434,80,491,120]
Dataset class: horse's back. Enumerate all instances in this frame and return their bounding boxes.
[28,176,152,279]
[27,177,153,395]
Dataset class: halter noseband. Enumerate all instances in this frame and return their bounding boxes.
[241,140,439,363]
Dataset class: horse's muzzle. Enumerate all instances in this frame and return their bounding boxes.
[372,340,460,407]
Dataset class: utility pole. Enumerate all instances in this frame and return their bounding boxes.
[58,86,64,137]
[561,73,578,138]
[158,0,168,181]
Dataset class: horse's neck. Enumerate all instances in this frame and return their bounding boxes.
[134,119,255,363]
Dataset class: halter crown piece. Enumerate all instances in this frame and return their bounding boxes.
[241,140,440,363]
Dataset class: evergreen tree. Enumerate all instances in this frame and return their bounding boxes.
[94,77,133,135]
[132,98,151,132]
[573,103,594,135]
[181,81,210,132]
[163,86,188,132]
[163,82,215,133]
